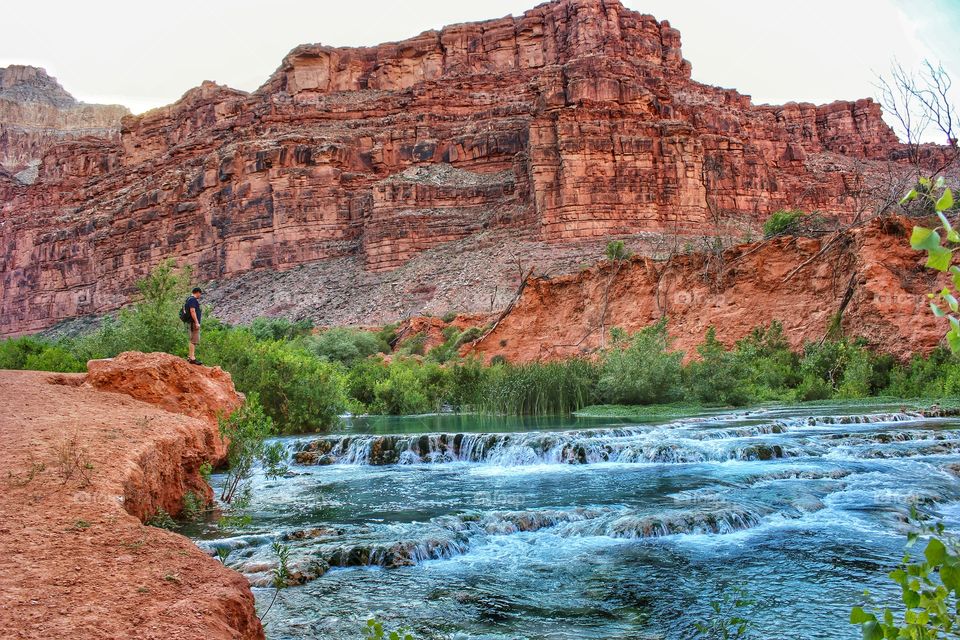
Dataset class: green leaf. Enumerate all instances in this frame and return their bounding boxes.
[953,266,960,290]
[939,211,955,233]
[851,606,876,624]
[927,246,953,271]
[861,621,883,640]
[911,226,941,251]
[943,291,960,313]
[937,188,955,212]
[926,537,947,564]
[902,189,918,204]
[942,564,960,592]
[949,328,960,354]
[920,177,932,187]
[902,587,921,608]
[931,302,946,318]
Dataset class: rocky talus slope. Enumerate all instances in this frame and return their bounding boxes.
[0,352,263,640]
[1,0,953,337]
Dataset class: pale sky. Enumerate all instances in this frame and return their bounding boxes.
[3,0,959,141]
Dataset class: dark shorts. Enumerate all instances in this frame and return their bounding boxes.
[188,324,200,345]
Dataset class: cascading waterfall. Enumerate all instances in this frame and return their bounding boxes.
[291,413,960,467]
[188,407,960,640]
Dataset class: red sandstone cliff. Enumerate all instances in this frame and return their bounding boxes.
[468,216,948,362]
[0,0,954,336]
[0,352,263,639]
[0,65,128,183]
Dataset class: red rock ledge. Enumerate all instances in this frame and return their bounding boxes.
[0,352,264,639]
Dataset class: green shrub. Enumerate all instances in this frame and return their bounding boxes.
[798,338,875,397]
[730,321,801,400]
[376,323,399,349]
[837,346,873,398]
[23,345,85,373]
[249,317,314,341]
[398,332,427,356]
[372,359,432,415]
[0,336,49,369]
[441,311,458,323]
[597,320,683,405]
[447,357,488,408]
[686,328,751,406]
[427,326,483,364]
[346,357,390,411]
[204,328,346,433]
[762,210,803,238]
[606,240,633,262]
[305,327,387,365]
[886,348,957,397]
[217,393,287,504]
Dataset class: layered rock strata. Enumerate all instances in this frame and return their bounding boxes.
[0,0,952,336]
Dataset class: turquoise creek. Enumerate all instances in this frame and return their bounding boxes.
[187,404,960,639]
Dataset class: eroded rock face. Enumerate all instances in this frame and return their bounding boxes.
[0,360,263,639]
[468,216,947,362]
[85,351,244,423]
[0,0,952,336]
[0,65,128,180]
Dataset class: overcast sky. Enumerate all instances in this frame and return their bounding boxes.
[3,0,958,140]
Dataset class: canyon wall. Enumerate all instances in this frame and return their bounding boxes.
[0,0,952,336]
[0,65,128,182]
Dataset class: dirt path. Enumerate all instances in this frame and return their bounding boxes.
[0,360,263,639]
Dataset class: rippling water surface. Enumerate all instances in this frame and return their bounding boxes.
[186,404,960,639]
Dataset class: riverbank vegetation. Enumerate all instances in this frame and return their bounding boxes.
[1,255,959,433]
[2,291,958,435]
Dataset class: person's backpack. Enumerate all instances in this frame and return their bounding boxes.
[179,301,191,323]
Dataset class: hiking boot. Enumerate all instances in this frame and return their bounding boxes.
[188,358,203,366]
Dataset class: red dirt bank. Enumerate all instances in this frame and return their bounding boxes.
[0,352,264,639]
[469,216,950,362]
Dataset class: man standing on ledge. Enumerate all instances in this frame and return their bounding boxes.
[185,287,203,365]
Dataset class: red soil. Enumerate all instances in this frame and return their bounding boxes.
[0,352,263,639]
[468,216,950,363]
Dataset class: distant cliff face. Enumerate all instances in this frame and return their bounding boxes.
[0,0,952,337]
[0,65,128,182]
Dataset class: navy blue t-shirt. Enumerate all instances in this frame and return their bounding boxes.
[185,296,201,324]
